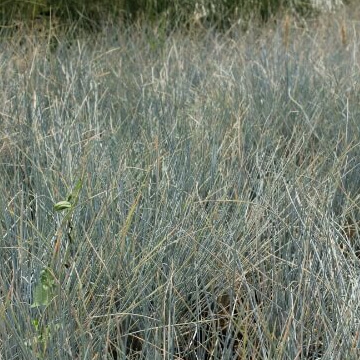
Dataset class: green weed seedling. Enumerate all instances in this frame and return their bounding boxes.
[27,179,83,356]
[31,178,82,308]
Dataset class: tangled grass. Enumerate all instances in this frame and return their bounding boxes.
[0,7,360,360]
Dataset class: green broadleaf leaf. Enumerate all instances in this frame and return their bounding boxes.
[31,268,56,308]
[54,201,72,211]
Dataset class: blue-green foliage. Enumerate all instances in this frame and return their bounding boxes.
[0,11,359,359]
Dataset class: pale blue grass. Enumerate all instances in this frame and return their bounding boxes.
[0,13,360,359]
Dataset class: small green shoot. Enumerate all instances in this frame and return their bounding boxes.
[31,267,56,308]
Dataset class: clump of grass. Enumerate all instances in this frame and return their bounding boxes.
[1,6,360,359]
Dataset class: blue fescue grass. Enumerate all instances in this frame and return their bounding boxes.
[1,10,360,359]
